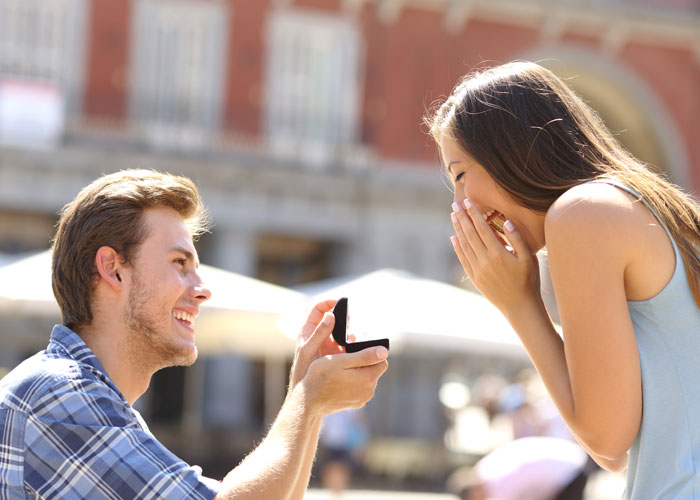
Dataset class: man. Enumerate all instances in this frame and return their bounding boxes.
[0,169,389,499]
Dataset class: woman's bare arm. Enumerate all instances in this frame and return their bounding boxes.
[450,187,643,468]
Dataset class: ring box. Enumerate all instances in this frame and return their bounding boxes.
[331,297,390,353]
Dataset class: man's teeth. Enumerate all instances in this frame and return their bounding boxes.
[482,209,495,221]
[173,311,195,325]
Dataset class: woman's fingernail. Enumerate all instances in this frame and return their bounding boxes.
[376,347,388,359]
[451,213,458,223]
[504,220,514,232]
[451,202,461,213]
[323,313,333,325]
[450,236,458,247]
[463,198,472,210]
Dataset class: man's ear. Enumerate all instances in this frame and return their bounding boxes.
[95,246,125,291]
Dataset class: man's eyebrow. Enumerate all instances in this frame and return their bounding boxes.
[171,246,200,267]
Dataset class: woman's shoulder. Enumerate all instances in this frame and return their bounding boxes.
[544,180,676,288]
[545,181,640,237]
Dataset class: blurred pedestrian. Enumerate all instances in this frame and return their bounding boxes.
[319,408,369,497]
[499,369,572,441]
[427,61,700,498]
[471,373,506,422]
[499,370,547,439]
[446,437,591,500]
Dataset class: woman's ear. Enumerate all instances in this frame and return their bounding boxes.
[95,246,124,291]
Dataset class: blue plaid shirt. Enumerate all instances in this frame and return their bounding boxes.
[0,325,221,499]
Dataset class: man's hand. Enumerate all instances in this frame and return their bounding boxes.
[288,299,343,391]
[214,300,388,500]
[287,299,389,415]
[302,344,389,416]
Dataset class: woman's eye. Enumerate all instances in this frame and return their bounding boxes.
[455,172,464,182]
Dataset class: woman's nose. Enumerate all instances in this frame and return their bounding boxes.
[453,188,464,207]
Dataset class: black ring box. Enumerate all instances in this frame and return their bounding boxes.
[331,297,390,353]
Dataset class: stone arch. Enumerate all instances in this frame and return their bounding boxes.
[516,46,691,188]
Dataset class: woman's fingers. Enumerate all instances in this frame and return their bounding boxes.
[461,198,507,253]
[451,212,478,274]
[450,235,473,277]
[504,220,529,260]
[451,204,483,261]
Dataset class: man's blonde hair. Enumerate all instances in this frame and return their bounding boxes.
[51,169,210,331]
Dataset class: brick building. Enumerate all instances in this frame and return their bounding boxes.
[0,0,698,481]
[0,0,698,277]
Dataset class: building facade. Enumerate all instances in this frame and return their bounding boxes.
[0,0,698,482]
[0,0,698,277]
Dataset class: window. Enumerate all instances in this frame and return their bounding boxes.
[130,0,227,150]
[256,234,334,287]
[265,10,363,164]
[0,0,86,113]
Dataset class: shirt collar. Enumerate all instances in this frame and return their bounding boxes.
[48,324,112,383]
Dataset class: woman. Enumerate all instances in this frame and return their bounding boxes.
[426,61,700,499]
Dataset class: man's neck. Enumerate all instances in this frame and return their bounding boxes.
[79,322,153,406]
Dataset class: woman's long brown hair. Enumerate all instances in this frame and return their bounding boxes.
[426,61,700,307]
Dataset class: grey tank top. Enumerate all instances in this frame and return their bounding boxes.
[591,179,700,499]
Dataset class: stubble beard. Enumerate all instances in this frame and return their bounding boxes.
[123,275,197,373]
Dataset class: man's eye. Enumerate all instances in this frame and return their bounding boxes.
[174,259,186,266]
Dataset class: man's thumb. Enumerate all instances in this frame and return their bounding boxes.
[304,311,335,351]
[342,346,388,369]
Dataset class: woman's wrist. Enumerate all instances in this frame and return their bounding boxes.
[503,292,549,328]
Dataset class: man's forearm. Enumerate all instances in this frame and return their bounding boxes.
[214,385,318,500]
[289,417,322,500]
[212,311,388,500]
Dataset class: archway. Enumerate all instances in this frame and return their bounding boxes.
[519,47,691,189]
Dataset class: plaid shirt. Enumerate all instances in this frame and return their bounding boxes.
[0,325,220,499]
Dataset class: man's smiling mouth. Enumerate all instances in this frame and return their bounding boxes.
[173,310,195,327]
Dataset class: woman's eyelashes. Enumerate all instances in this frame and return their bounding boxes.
[454,172,464,182]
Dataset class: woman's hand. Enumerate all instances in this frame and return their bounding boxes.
[450,198,541,316]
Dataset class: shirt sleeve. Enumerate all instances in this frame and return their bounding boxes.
[23,375,221,500]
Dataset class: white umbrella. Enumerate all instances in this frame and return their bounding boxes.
[295,269,528,359]
[0,250,304,357]
[194,265,304,358]
[0,251,59,315]
[0,252,19,267]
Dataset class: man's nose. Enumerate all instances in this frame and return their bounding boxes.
[189,274,212,303]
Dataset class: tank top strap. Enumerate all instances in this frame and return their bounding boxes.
[586,178,675,242]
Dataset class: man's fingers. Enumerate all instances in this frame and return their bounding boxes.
[319,331,345,355]
[290,311,335,388]
[304,312,335,353]
[340,346,389,369]
[300,299,337,341]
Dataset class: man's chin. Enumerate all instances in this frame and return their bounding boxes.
[150,341,198,371]
[167,346,198,368]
